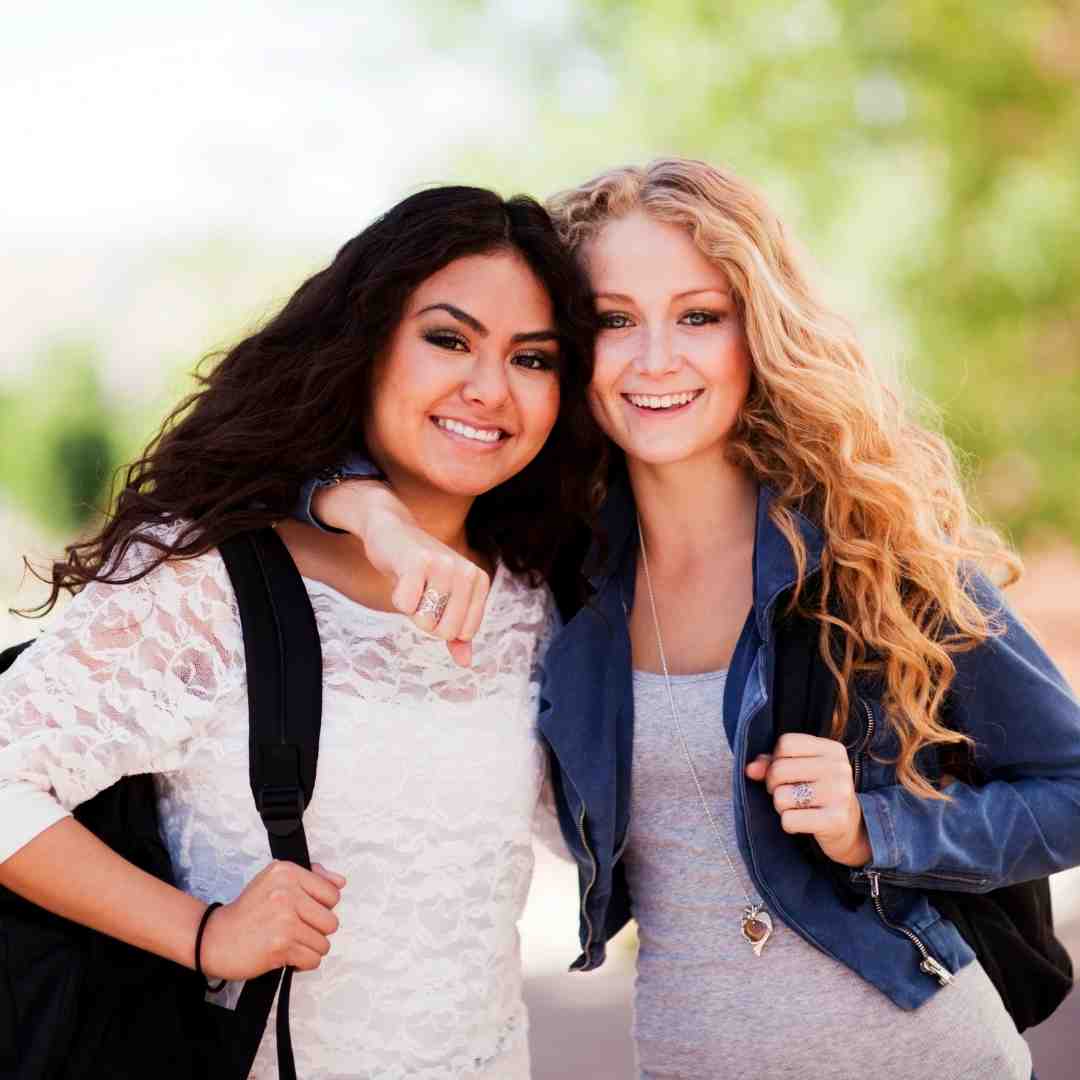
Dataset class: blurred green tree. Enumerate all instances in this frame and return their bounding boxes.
[0,342,125,535]
[447,0,1080,542]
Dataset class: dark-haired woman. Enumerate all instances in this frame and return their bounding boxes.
[0,187,600,1078]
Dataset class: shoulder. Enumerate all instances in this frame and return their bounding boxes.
[65,522,241,649]
[2,524,246,717]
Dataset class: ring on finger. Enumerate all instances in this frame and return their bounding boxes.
[792,782,815,809]
[416,587,450,624]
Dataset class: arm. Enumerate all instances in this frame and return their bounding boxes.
[295,453,388,533]
[748,577,1080,889]
[295,456,493,666]
[2,818,208,966]
[0,553,343,979]
[855,582,1080,891]
[0,817,343,979]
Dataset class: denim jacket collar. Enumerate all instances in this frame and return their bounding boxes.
[582,470,827,635]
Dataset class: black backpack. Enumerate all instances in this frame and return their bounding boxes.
[773,609,1074,1032]
[0,527,323,1079]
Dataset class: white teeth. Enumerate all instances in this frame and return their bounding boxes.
[626,390,701,410]
[435,417,504,443]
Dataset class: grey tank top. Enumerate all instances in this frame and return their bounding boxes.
[624,668,1031,1080]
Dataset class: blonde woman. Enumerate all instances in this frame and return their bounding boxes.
[296,160,1078,1078]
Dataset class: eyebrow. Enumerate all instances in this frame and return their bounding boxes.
[415,303,559,344]
[592,287,731,303]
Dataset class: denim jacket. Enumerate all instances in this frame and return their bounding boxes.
[538,476,1080,1010]
[297,459,1080,1010]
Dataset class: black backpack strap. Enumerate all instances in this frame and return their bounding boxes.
[217,528,323,1080]
[771,610,824,740]
[0,640,34,675]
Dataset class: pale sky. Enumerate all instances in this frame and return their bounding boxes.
[1,1,896,396]
[1,1,577,387]
[2,2,538,243]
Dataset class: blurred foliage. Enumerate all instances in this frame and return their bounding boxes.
[2,2,1077,547]
[448,0,1080,544]
[0,237,316,540]
[0,342,128,534]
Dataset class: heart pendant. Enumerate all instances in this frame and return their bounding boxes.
[741,905,773,956]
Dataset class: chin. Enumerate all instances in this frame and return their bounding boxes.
[426,465,515,498]
[615,438,704,466]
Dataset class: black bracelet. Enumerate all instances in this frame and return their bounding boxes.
[195,901,227,993]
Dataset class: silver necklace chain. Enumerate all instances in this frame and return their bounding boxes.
[637,521,758,912]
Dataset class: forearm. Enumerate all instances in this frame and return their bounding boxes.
[310,478,415,538]
[293,460,494,666]
[0,816,207,969]
[858,773,1080,890]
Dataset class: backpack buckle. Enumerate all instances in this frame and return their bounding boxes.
[256,785,305,837]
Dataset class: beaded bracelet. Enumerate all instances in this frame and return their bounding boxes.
[195,901,227,993]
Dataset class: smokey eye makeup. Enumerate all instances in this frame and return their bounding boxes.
[423,328,470,351]
[423,327,559,373]
[511,351,558,372]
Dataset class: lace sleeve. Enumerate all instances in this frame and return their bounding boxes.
[0,546,241,864]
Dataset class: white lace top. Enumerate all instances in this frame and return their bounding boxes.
[0,533,560,1079]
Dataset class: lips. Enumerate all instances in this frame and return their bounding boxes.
[432,416,508,444]
[623,389,704,410]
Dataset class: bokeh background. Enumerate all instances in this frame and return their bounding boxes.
[2,2,1078,1076]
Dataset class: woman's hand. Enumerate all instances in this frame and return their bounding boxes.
[199,861,346,980]
[745,733,872,867]
[312,480,490,667]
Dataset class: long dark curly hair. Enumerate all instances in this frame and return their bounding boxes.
[28,186,602,614]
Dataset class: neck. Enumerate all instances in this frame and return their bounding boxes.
[628,449,758,573]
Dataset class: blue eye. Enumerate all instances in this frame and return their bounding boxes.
[598,312,632,330]
[424,330,469,351]
[681,310,721,327]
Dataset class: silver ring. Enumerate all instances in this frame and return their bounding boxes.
[416,587,449,624]
[792,782,815,809]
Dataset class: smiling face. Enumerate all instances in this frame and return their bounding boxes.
[364,250,562,502]
[582,211,752,469]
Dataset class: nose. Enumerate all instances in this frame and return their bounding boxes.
[462,352,510,410]
[635,325,683,378]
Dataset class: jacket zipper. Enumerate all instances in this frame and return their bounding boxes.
[856,867,989,889]
[851,698,874,791]
[574,804,599,968]
[851,697,969,984]
[863,870,954,986]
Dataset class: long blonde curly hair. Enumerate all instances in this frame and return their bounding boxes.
[548,158,1022,799]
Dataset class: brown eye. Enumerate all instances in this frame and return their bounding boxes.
[512,353,556,372]
[424,330,469,351]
